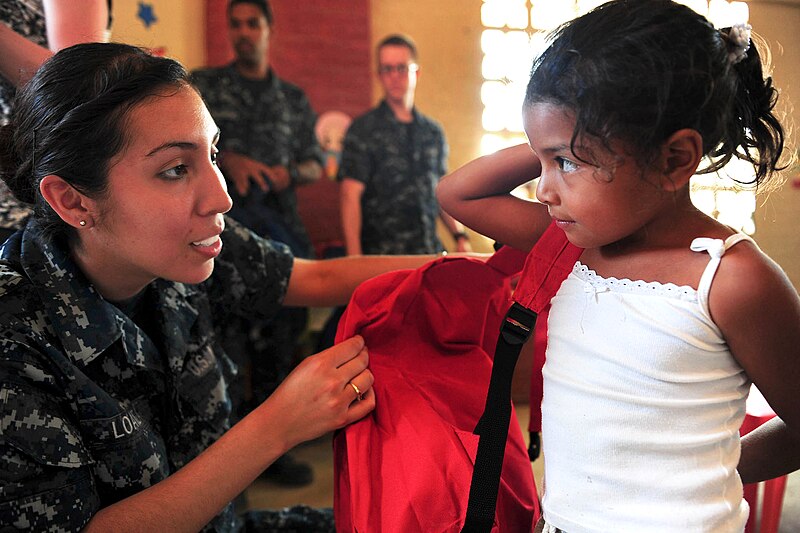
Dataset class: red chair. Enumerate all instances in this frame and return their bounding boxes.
[741,384,788,533]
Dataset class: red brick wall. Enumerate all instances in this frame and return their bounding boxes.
[204,1,373,256]
[204,0,372,117]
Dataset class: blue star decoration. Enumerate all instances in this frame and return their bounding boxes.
[137,2,157,29]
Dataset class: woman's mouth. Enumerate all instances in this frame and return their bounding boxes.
[191,235,223,259]
[192,236,219,247]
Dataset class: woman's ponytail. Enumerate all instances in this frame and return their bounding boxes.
[0,122,35,204]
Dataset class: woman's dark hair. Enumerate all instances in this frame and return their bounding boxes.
[525,0,786,189]
[0,42,190,243]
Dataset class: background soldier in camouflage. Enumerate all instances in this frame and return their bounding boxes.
[339,34,472,256]
[0,42,438,532]
[191,0,323,258]
[191,0,324,486]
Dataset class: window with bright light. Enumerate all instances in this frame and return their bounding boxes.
[480,0,757,233]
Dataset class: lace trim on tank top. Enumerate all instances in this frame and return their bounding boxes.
[572,262,698,301]
[572,233,756,306]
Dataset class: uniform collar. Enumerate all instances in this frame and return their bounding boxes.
[12,220,199,375]
[377,99,420,124]
[149,278,201,377]
[226,63,280,91]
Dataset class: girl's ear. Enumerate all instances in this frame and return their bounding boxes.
[659,128,703,192]
[39,175,95,229]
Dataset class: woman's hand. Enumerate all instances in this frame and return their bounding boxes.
[84,336,374,533]
[266,335,375,449]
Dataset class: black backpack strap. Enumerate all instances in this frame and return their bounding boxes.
[461,302,537,533]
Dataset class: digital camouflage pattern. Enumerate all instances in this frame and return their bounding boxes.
[338,100,448,255]
[191,65,324,259]
[241,506,333,533]
[0,216,332,532]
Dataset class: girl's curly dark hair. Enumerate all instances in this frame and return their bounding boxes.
[525,0,786,189]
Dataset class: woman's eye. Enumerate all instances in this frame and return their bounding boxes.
[160,164,189,180]
[210,149,219,166]
[555,156,578,172]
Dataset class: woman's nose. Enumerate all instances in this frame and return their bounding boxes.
[200,165,233,216]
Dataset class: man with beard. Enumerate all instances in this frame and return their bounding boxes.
[191,0,322,488]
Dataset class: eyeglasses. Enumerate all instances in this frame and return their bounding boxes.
[377,63,419,76]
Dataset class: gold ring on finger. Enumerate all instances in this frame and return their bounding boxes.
[348,381,364,401]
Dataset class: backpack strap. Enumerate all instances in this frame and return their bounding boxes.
[462,222,582,533]
[527,310,548,461]
[462,302,537,532]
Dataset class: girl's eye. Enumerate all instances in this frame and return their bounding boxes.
[159,164,189,180]
[555,156,578,172]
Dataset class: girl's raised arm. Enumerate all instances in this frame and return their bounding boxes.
[436,143,551,252]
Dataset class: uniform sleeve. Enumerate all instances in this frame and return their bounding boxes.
[294,93,325,166]
[0,377,99,532]
[204,216,294,323]
[190,69,247,155]
[338,120,371,185]
[189,69,216,113]
[189,69,208,93]
[438,125,449,177]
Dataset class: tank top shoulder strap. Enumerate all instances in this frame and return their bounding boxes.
[689,234,756,316]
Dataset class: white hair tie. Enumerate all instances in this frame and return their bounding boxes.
[726,23,752,65]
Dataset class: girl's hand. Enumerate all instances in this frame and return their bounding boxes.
[266,335,375,449]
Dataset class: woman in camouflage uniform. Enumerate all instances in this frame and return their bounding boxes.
[0,43,437,532]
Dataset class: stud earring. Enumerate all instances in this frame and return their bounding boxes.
[79,220,86,227]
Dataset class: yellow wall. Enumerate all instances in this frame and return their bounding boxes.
[371,0,483,172]
[748,1,800,287]
[373,0,800,283]
[371,0,492,251]
[110,0,206,70]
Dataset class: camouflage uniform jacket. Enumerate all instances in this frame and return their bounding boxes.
[191,65,324,259]
[338,100,448,255]
[0,216,293,532]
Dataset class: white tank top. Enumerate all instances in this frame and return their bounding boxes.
[541,235,753,532]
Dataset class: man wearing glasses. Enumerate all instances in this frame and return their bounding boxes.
[339,34,471,257]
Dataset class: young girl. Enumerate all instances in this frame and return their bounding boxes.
[0,42,446,532]
[438,1,800,531]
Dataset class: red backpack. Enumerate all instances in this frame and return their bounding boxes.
[333,222,581,532]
